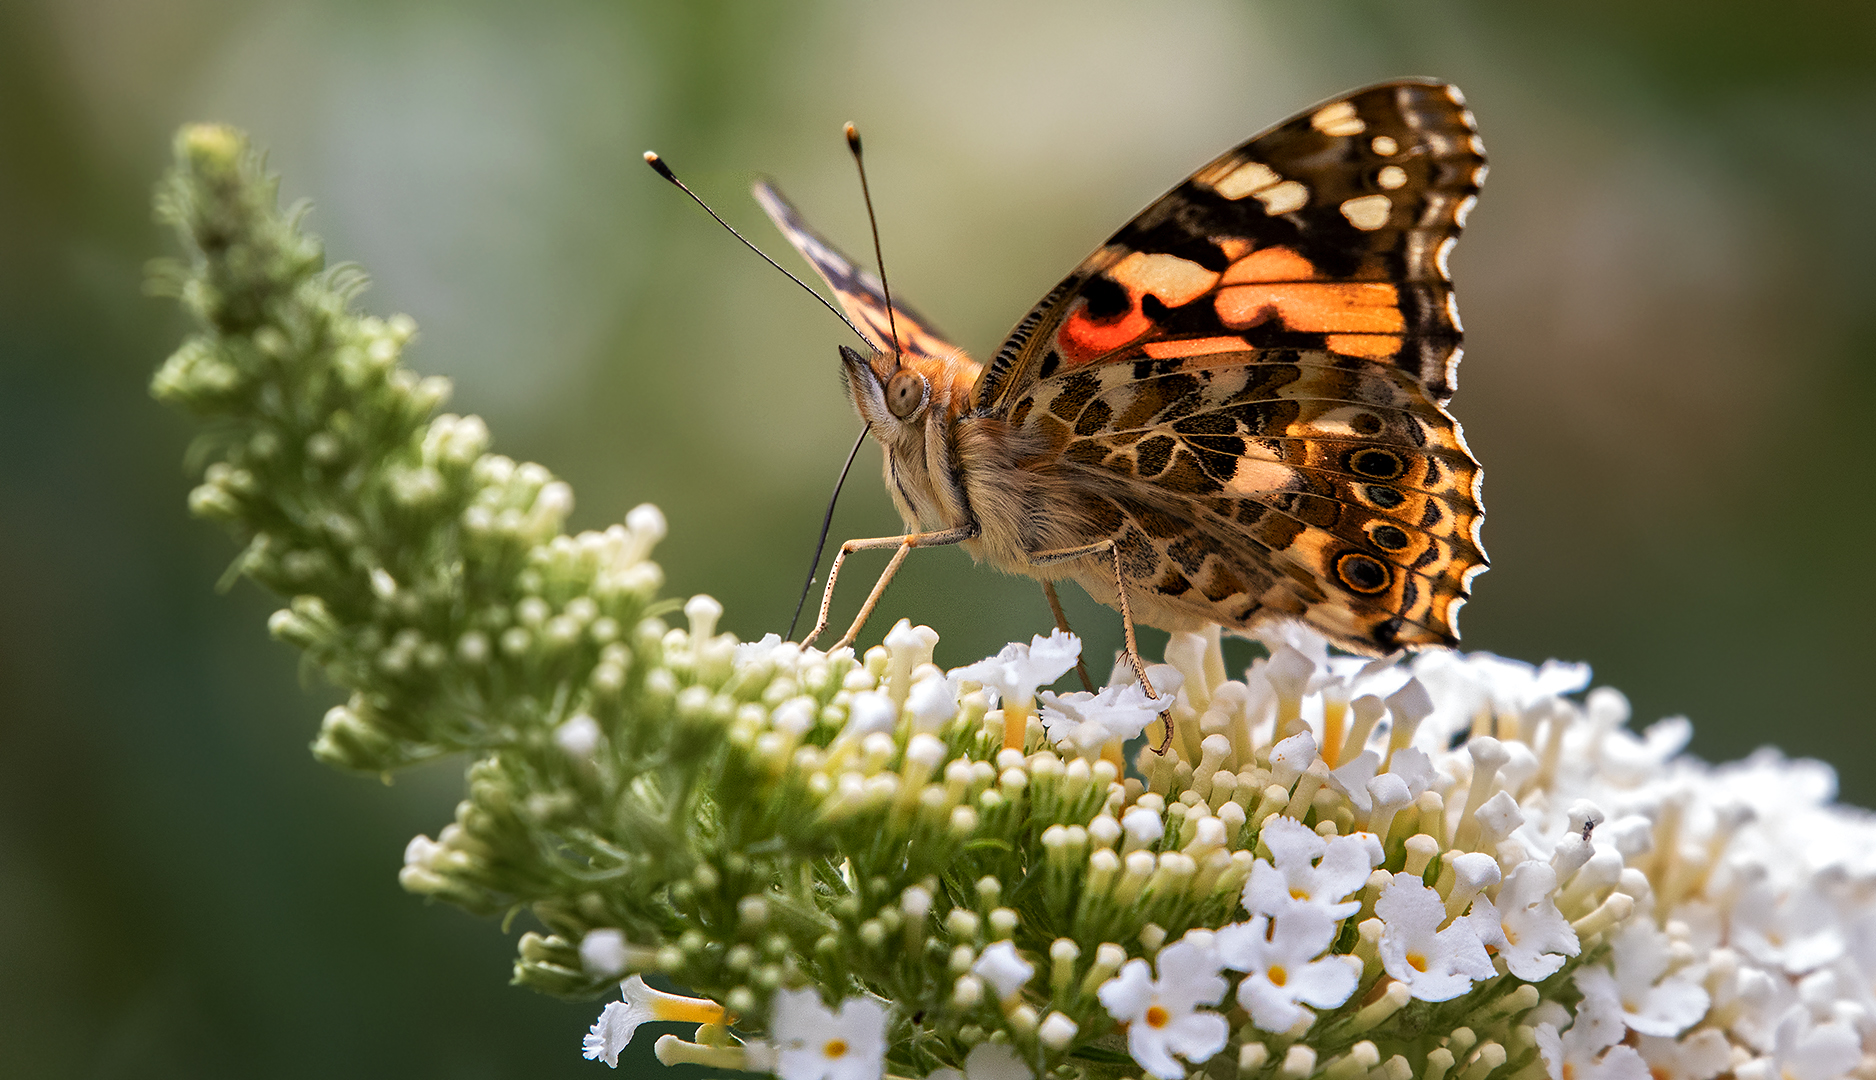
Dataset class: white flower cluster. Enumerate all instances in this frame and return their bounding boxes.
[575,616,1876,1080]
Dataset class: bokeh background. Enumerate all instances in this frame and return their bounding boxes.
[4,1,1874,1076]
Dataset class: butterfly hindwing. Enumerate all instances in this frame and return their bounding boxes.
[1014,350,1484,649]
[983,80,1488,652]
[753,179,968,363]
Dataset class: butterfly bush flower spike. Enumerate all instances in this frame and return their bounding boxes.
[151,111,1876,1080]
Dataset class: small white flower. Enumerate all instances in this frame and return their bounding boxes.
[1243,816,1382,920]
[1374,873,1495,1002]
[555,713,602,759]
[951,630,1082,709]
[579,928,631,979]
[972,941,1035,1002]
[1267,731,1318,788]
[1096,937,1229,1080]
[1536,985,1651,1080]
[1583,920,1710,1037]
[843,690,898,739]
[1039,674,1177,756]
[1326,750,1380,814]
[582,975,725,1068]
[733,632,787,665]
[771,988,888,1080]
[1635,1029,1734,1080]
[1385,746,1436,798]
[883,619,939,668]
[904,670,960,732]
[1261,643,1318,703]
[1472,860,1579,981]
[1121,806,1165,847]
[1730,878,1845,975]
[1762,1005,1862,1080]
[1215,908,1358,1032]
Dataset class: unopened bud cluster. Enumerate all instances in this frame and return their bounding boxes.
[153,127,1876,1080]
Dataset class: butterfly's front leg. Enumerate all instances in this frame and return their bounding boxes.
[802,523,980,650]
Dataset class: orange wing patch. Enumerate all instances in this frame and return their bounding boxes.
[1324,333,1402,360]
[1060,252,1222,366]
[1213,245,1403,357]
[1141,335,1251,360]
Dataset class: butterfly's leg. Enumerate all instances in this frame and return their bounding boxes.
[802,524,978,649]
[1027,540,1159,696]
[1029,538,1175,752]
[1040,581,1096,693]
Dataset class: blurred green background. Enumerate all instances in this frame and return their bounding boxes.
[4,1,1874,1075]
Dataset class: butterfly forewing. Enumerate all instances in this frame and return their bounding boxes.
[752,179,970,363]
[971,80,1488,653]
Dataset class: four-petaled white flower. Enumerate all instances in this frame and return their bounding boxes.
[1039,668,1180,756]
[582,975,726,1068]
[1374,873,1496,1002]
[971,941,1036,1002]
[1536,984,1650,1080]
[1635,1029,1734,1080]
[771,987,889,1080]
[1582,921,1710,1037]
[1096,937,1230,1080]
[951,630,1082,710]
[1471,860,1580,981]
[1243,816,1382,920]
[1752,1005,1863,1080]
[1215,907,1358,1032]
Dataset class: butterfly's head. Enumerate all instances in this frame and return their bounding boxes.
[838,344,931,430]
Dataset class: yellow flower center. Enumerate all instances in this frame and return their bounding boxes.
[1407,951,1429,973]
[1145,1005,1171,1029]
[1268,965,1289,987]
[823,1039,849,1059]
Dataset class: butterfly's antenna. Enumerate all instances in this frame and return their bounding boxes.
[843,123,902,365]
[787,423,871,640]
[644,151,874,347]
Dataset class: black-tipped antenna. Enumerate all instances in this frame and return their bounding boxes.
[787,423,871,640]
[843,123,902,362]
[644,151,873,347]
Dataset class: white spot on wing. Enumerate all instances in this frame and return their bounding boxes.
[1454,195,1477,228]
[1435,237,1457,280]
[1340,194,1391,231]
[1376,165,1407,190]
[1311,101,1365,137]
[1225,458,1296,496]
[1255,180,1309,216]
[1444,292,1463,333]
[1371,135,1399,156]
[1212,160,1281,200]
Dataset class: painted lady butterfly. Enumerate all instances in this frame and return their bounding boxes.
[759,79,1488,658]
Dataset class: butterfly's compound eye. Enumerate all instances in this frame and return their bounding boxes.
[885,370,926,419]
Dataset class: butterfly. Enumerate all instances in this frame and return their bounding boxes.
[758,79,1488,659]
